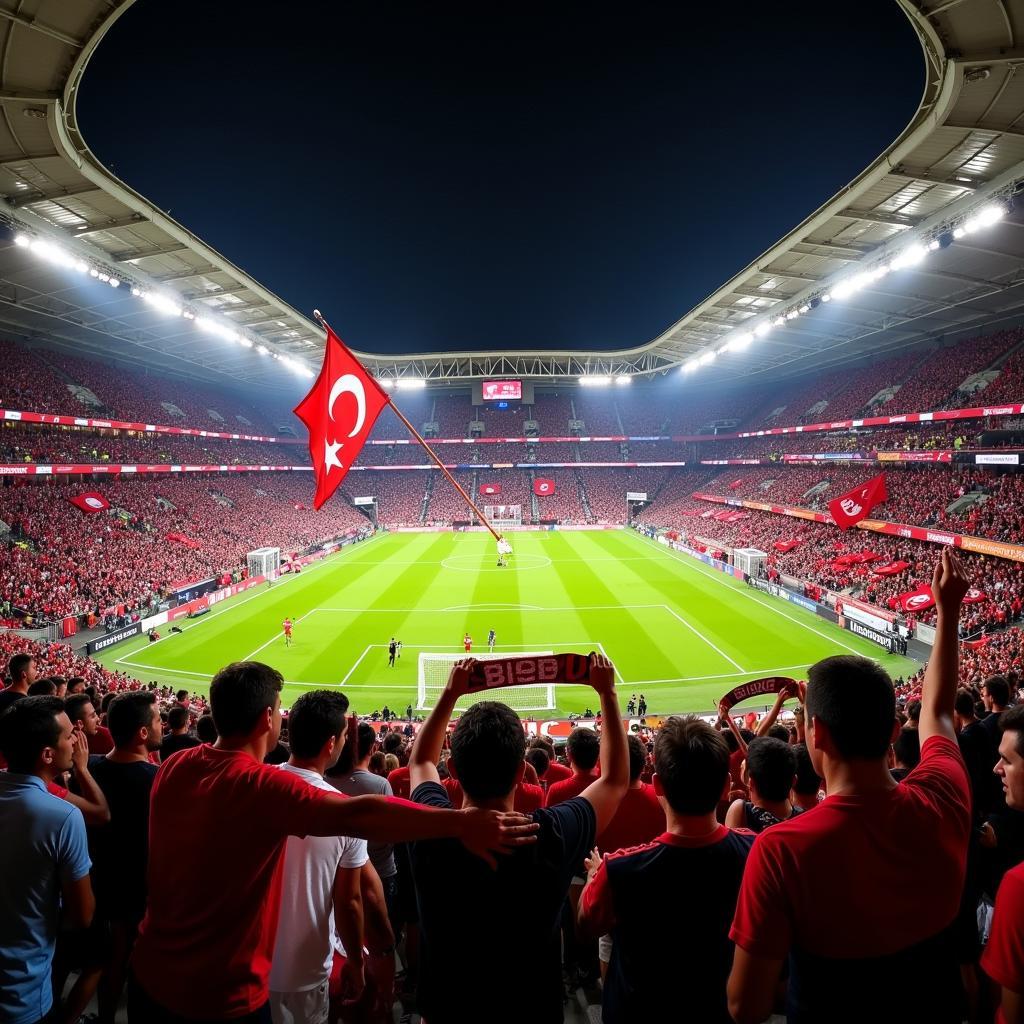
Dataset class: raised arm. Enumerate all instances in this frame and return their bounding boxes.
[578,653,629,834]
[719,701,748,755]
[409,660,472,793]
[918,549,970,745]
[755,682,799,737]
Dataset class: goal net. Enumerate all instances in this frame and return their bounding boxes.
[484,504,521,528]
[247,547,281,581]
[417,651,556,713]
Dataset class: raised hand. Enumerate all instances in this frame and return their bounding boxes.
[70,724,89,774]
[588,651,616,696]
[931,547,970,615]
[445,658,475,698]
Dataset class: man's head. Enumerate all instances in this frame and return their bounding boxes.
[195,714,218,744]
[626,734,647,783]
[209,661,283,743]
[167,705,190,734]
[175,689,189,703]
[288,690,350,768]
[791,742,822,804]
[996,704,1024,811]
[904,699,921,726]
[65,693,99,736]
[566,727,599,772]
[27,679,57,696]
[525,746,549,779]
[982,675,1011,712]
[892,727,921,771]
[108,692,162,752]
[0,696,73,776]
[653,715,730,816]
[449,700,525,801]
[66,677,86,695]
[805,655,897,771]
[953,688,977,730]
[744,737,797,802]
[7,653,36,688]
[382,731,404,757]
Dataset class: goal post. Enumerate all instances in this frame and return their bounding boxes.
[247,547,281,581]
[417,651,556,713]
[484,504,521,529]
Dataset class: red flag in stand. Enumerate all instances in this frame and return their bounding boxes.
[828,473,888,530]
[962,588,989,604]
[479,483,501,496]
[69,492,109,513]
[294,326,390,510]
[895,585,935,613]
[533,477,555,496]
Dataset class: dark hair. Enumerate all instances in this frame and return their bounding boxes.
[746,737,797,802]
[905,699,921,724]
[357,722,377,761]
[528,736,555,757]
[654,715,729,815]
[382,731,403,756]
[767,724,790,743]
[176,689,189,702]
[209,662,282,738]
[65,693,94,725]
[984,675,1011,707]
[8,653,34,683]
[525,747,549,778]
[167,705,190,731]
[893,727,921,770]
[806,655,895,760]
[288,690,350,759]
[67,677,86,694]
[626,734,647,782]
[107,692,158,747]
[27,679,57,696]
[567,727,599,771]
[999,704,1024,758]
[792,743,822,800]
[196,714,218,743]
[720,729,739,753]
[368,751,386,776]
[954,688,977,719]
[0,696,64,773]
[450,701,525,800]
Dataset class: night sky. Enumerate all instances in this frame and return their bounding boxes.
[77,1,922,355]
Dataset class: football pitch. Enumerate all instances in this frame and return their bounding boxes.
[96,529,917,716]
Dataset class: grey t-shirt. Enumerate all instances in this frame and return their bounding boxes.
[328,769,396,878]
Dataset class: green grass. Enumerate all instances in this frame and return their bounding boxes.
[96,529,917,716]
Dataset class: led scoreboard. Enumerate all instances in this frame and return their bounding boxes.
[482,379,522,401]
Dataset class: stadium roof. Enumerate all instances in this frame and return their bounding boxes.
[2,1,1024,388]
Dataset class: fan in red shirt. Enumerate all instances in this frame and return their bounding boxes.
[982,703,1024,1024]
[727,549,973,1024]
[545,727,600,806]
[129,661,539,1022]
[527,737,572,791]
[597,735,663,854]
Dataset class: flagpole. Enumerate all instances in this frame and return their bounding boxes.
[312,311,503,544]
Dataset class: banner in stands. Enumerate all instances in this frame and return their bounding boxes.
[479,483,501,495]
[352,496,375,505]
[975,453,1020,465]
[840,601,895,633]
[87,622,142,655]
[691,492,1024,563]
[842,616,898,653]
[68,492,110,513]
[626,491,648,501]
[533,478,555,496]
[875,451,953,463]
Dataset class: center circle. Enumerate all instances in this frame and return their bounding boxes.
[440,553,552,573]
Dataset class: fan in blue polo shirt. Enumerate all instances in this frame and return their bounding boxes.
[408,652,628,1024]
[0,697,94,1024]
[578,715,755,1024]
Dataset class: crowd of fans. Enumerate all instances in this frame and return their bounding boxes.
[1,557,1023,1024]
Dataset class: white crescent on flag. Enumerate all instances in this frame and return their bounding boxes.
[328,374,366,438]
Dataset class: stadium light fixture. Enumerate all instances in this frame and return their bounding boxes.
[378,378,395,390]
[396,378,426,389]
[727,332,754,352]
[238,337,254,348]
[774,316,786,327]
[698,351,716,366]
[578,376,612,386]
[615,375,632,385]
[14,233,29,247]
[681,358,699,374]
[256,344,269,355]
[143,291,184,317]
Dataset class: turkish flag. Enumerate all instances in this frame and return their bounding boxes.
[872,560,910,576]
[827,473,888,530]
[479,483,501,496]
[728,479,743,490]
[895,585,935,613]
[294,325,390,510]
[533,477,555,496]
[69,492,109,513]
[962,588,988,604]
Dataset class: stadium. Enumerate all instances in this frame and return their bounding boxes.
[1,2,1023,1023]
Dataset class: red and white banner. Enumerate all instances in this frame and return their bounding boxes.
[68,492,109,513]
[828,473,888,530]
[872,560,910,576]
[479,482,501,495]
[533,478,555,496]
[962,588,989,604]
[773,540,800,552]
[894,585,935,613]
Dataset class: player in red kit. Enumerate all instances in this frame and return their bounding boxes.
[463,633,472,653]
[282,618,293,647]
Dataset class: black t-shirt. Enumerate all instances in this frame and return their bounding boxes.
[411,782,596,1024]
[159,734,201,761]
[596,828,754,1024]
[0,688,26,714]
[86,757,159,922]
[959,719,996,821]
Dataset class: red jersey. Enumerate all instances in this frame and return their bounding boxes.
[982,860,1024,1024]
[88,725,114,756]
[132,745,332,1018]
[440,777,543,813]
[387,765,411,800]
[541,761,572,789]
[545,769,598,807]
[597,783,664,855]
[730,736,970,1020]
[463,637,472,652]
[282,620,293,635]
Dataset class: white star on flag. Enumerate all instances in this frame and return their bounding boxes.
[324,438,344,471]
